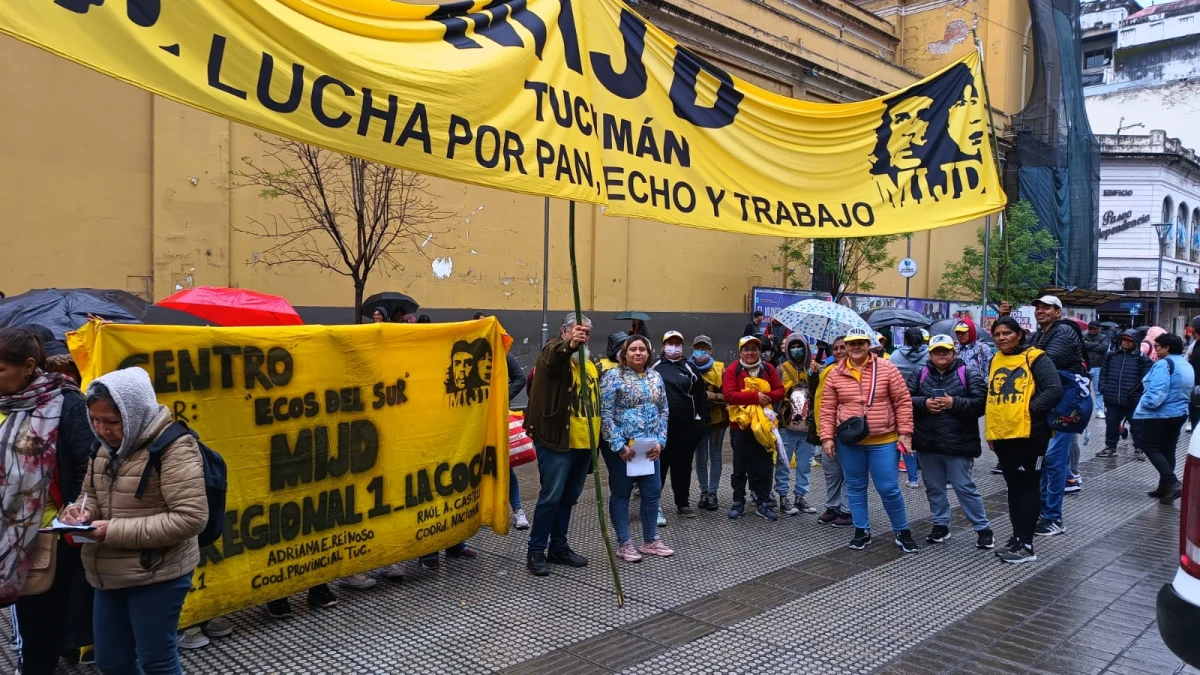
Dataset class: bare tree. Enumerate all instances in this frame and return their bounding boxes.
[232,136,451,318]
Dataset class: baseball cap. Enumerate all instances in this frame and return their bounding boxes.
[738,335,762,349]
[844,326,872,342]
[920,328,931,342]
[1088,321,1101,329]
[953,321,970,333]
[663,330,684,343]
[693,334,712,348]
[929,334,956,351]
[1032,295,1063,309]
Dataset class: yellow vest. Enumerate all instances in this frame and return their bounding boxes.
[569,360,601,449]
[984,347,1045,441]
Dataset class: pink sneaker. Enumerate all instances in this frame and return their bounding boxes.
[638,540,674,557]
[616,542,643,563]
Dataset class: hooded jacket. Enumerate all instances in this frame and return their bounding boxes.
[652,355,709,424]
[1141,326,1167,362]
[77,368,207,590]
[597,331,628,375]
[1030,321,1088,375]
[778,335,813,391]
[1082,330,1110,368]
[891,344,929,382]
[1100,331,1151,407]
[954,318,993,378]
[907,357,987,457]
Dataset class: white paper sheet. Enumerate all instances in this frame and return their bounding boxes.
[626,438,657,477]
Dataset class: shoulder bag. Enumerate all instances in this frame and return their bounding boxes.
[835,359,878,445]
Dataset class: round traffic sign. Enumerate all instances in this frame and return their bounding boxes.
[898,258,918,278]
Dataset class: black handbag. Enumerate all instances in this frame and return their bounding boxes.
[835,359,878,446]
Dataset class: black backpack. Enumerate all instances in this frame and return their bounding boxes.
[136,421,227,548]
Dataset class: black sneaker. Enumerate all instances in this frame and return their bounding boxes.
[265,598,294,619]
[778,496,799,516]
[926,525,951,544]
[1095,447,1118,458]
[756,502,779,522]
[990,464,1003,475]
[999,544,1037,564]
[678,506,699,519]
[995,534,1019,556]
[895,530,920,553]
[307,584,338,609]
[794,497,818,514]
[1033,519,1064,536]
[547,546,588,567]
[706,493,720,511]
[848,528,872,550]
[527,551,551,576]
[976,529,995,549]
[697,493,711,510]
[817,507,838,524]
[1064,476,1081,494]
[728,500,745,519]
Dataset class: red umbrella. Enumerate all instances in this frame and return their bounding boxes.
[1067,317,1089,332]
[156,287,303,327]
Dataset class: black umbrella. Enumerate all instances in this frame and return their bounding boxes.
[1100,321,1120,331]
[614,311,651,321]
[0,288,149,339]
[860,307,931,329]
[930,317,994,345]
[362,292,419,319]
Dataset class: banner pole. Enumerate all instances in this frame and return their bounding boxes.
[568,200,625,607]
[542,198,550,345]
[973,23,1003,326]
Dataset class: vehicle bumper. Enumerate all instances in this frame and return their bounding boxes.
[1157,582,1200,668]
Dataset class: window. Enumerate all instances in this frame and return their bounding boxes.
[1084,47,1112,69]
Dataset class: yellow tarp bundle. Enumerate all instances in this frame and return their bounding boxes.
[728,377,778,451]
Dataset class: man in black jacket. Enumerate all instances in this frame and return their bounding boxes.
[907,335,994,549]
[1097,330,1149,458]
[1026,295,1086,537]
[1083,321,1110,420]
[653,331,710,519]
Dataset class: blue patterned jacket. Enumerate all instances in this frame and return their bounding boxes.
[600,367,669,449]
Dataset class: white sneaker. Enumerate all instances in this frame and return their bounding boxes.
[513,509,530,530]
[336,574,377,590]
[378,564,405,580]
[656,507,667,527]
[1097,410,1106,419]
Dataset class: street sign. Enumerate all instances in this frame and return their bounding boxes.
[898,258,918,278]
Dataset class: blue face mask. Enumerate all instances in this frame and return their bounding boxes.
[692,349,710,359]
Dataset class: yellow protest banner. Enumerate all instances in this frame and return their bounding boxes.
[68,319,511,626]
[0,0,1004,237]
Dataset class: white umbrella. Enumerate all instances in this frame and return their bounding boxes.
[773,299,879,347]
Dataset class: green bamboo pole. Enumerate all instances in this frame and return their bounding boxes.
[568,200,625,607]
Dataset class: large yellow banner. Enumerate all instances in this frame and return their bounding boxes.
[0,0,1005,237]
[68,319,511,626]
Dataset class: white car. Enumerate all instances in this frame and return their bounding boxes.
[1157,430,1200,667]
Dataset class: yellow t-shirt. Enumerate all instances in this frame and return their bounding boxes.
[843,360,898,446]
[568,360,602,449]
[985,347,1044,441]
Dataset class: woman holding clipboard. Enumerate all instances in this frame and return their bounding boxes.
[599,335,672,563]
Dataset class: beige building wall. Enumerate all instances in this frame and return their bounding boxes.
[0,0,1034,313]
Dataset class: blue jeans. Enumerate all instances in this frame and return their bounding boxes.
[694,425,727,494]
[1090,367,1104,410]
[1040,431,1073,521]
[773,428,816,499]
[509,467,522,511]
[602,448,661,545]
[837,440,910,532]
[528,445,592,555]
[919,454,990,530]
[899,447,919,482]
[93,572,192,675]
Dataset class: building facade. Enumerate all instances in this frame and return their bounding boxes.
[0,0,1036,351]
[1094,130,1200,332]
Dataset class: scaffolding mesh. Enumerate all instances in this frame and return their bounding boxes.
[1006,0,1100,289]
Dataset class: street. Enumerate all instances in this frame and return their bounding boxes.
[7,414,1192,674]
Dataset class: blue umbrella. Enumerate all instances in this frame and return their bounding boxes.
[774,299,879,347]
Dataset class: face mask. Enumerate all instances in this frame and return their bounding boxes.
[664,344,683,359]
[692,349,710,360]
[789,348,806,360]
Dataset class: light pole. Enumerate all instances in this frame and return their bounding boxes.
[1153,222,1173,327]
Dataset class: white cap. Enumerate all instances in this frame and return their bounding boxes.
[1032,295,1063,310]
[844,326,872,342]
[663,330,684,343]
[929,334,956,351]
